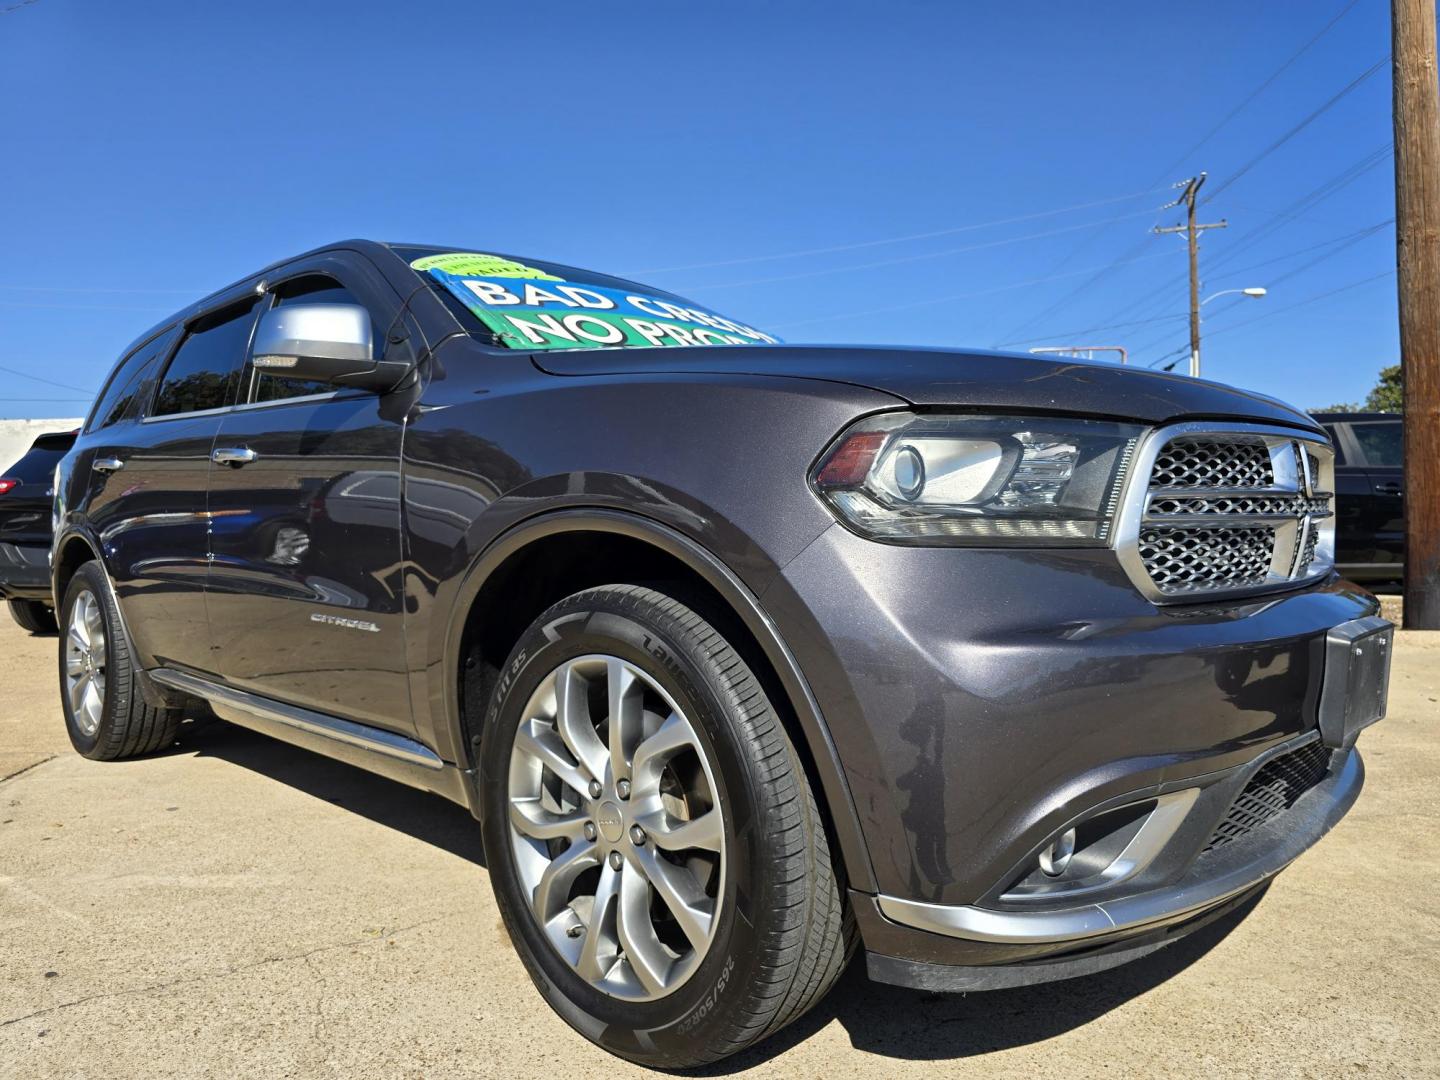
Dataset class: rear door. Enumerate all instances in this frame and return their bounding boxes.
[204,260,414,734]
[93,298,260,671]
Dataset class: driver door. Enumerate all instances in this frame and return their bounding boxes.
[203,270,414,735]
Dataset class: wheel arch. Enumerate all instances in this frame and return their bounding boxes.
[440,509,877,893]
[50,528,187,710]
[52,529,102,610]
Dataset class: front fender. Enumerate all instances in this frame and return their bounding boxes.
[422,506,878,894]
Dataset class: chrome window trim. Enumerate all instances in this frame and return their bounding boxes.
[139,389,350,424]
[1112,421,1336,605]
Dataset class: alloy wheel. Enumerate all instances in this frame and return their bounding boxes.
[507,654,726,1001]
[64,589,107,737]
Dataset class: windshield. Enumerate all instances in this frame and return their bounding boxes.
[394,246,778,351]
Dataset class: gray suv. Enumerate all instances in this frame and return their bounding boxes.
[50,241,1392,1068]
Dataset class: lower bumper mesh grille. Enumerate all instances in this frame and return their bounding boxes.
[1203,740,1333,852]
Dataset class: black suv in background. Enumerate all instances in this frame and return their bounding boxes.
[1,429,75,632]
[48,241,1392,1068]
[1310,412,1403,583]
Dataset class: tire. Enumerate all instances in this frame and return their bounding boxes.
[58,561,182,760]
[8,598,57,634]
[479,585,852,1069]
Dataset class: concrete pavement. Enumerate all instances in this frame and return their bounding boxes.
[2,616,1437,1078]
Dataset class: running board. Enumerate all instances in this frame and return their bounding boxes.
[149,668,470,806]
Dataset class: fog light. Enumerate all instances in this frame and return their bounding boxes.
[1039,827,1077,877]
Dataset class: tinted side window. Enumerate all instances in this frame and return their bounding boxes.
[247,276,368,404]
[87,329,177,432]
[1351,420,1403,467]
[152,300,260,417]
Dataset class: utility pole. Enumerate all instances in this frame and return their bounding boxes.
[1392,0,1440,629]
[1155,174,1227,378]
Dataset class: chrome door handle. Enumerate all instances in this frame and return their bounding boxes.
[1374,481,1402,496]
[212,447,258,466]
[92,457,124,473]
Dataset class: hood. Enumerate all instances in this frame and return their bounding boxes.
[532,343,1321,431]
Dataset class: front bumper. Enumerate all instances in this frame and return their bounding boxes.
[878,739,1361,945]
[762,523,1386,983]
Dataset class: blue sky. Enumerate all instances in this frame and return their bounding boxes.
[0,0,1397,419]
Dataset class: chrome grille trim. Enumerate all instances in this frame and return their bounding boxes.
[1115,422,1336,604]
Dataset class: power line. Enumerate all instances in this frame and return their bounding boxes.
[998,221,1394,347]
[0,299,173,312]
[993,0,1368,343]
[988,234,1159,347]
[1081,144,1393,336]
[1222,218,1394,277]
[1204,145,1392,274]
[1201,269,1395,339]
[626,186,1170,276]
[1151,0,1366,182]
[0,362,95,394]
[687,207,1164,291]
[1201,55,1390,204]
[1132,241,1393,363]
[0,284,196,295]
[1144,268,1393,367]
[768,248,1178,332]
[999,312,1189,348]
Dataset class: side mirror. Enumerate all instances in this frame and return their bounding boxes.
[251,303,411,393]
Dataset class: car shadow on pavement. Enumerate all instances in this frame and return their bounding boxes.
[175,715,487,866]
[172,717,1262,1070]
[695,887,1265,1073]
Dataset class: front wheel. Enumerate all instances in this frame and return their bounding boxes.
[479,585,850,1068]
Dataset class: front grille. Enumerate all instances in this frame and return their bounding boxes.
[1295,526,1320,577]
[1139,525,1275,592]
[1151,436,1273,489]
[1148,495,1330,518]
[1203,740,1333,852]
[1122,425,1336,602]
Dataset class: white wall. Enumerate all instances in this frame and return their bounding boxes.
[0,419,84,475]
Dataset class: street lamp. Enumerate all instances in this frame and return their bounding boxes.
[1190,286,1268,377]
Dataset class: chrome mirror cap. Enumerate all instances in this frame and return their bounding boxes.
[252,303,374,368]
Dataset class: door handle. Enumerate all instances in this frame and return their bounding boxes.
[92,457,124,473]
[212,447,259,467]
[1374,481,1402,495]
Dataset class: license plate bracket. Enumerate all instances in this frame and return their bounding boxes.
[1318,615,1394,749]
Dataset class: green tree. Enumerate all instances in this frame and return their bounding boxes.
[1364,364,1403,412]
[1310,364,1403,414]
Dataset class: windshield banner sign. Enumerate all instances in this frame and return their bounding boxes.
[412,252,778,350]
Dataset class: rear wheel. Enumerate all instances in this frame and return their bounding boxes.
[480,584,851,1068]
[58,561,181,760]
[8,598,56,634]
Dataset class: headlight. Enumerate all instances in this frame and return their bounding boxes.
[811,412,1143,546]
